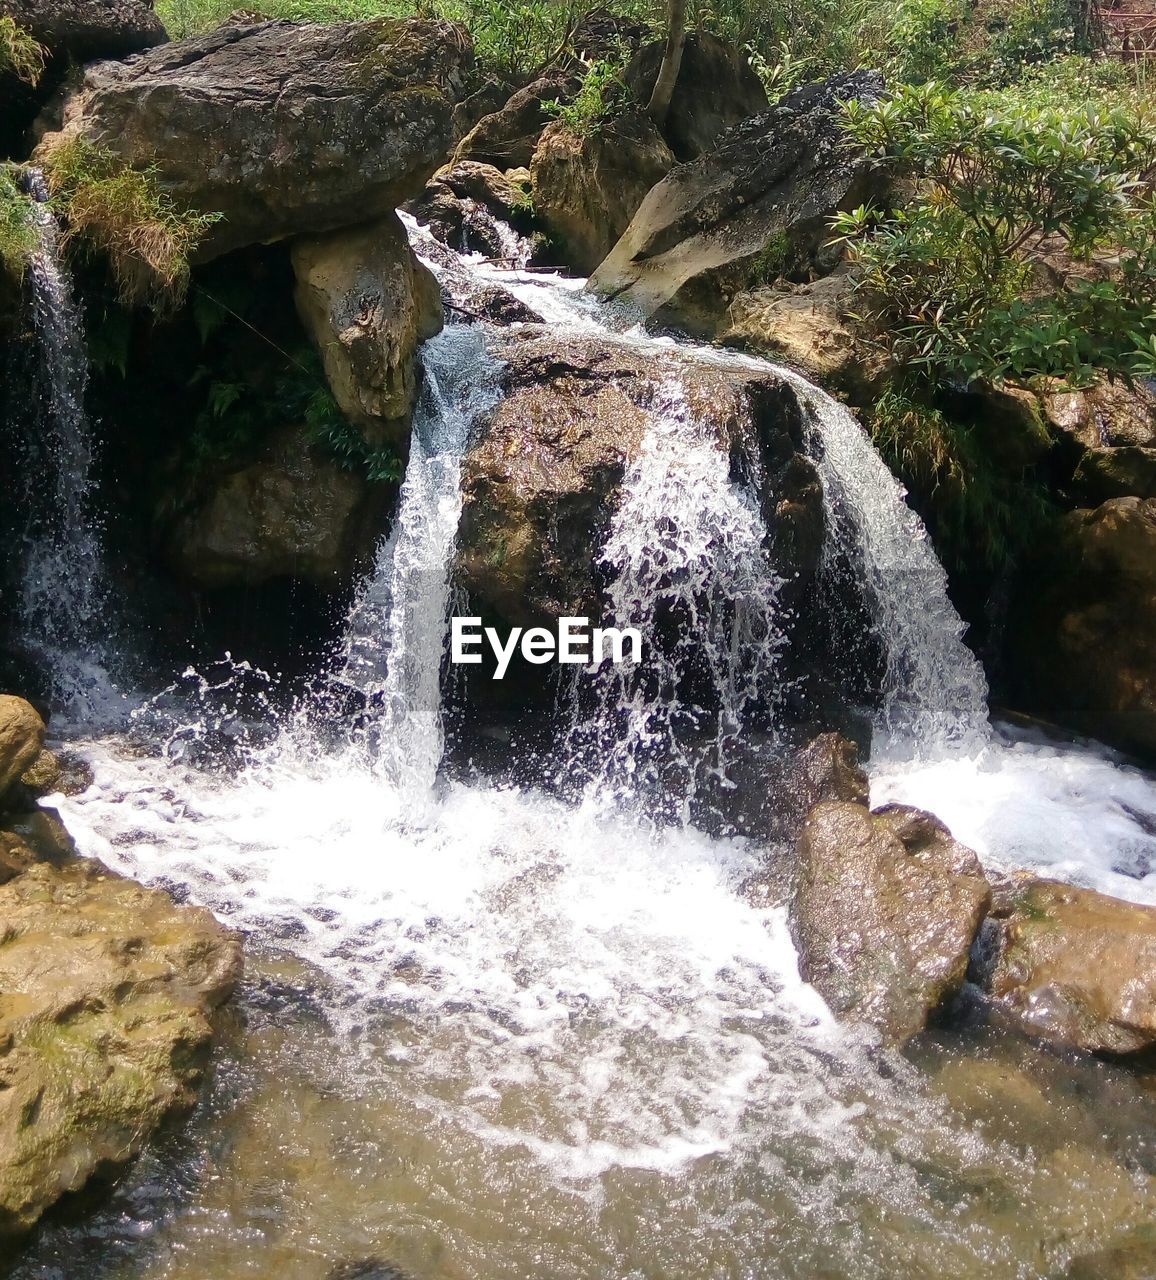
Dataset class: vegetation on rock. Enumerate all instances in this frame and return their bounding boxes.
[0,15,46,83]
[0,166,38,281]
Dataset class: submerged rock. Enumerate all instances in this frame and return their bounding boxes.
[530,111,675,277]
[455,329,824,629]
[170,426,392,590]
[981,878,1156,1056]
[0,805,241,1243]
[41,18,472,259]
[791,801,992,1045]
[589,71,886,332]
[292,212,444,444]
[1005,496,1156,760]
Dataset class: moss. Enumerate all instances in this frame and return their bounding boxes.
[42,135,223,309]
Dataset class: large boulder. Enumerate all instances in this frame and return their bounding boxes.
[292,213,443,442]
[404,160,527,260]
[40,18,473,259]
[588,71,886,333]
[0,850,241,1243]
[530,111,675,276]
[977,878,1156,1055]
[623,30,768,161]
[0,695,44,805]
[454,66,581,171]
[723,268,888,405]
[1071,446,1156,504]
[1,0,164,63]
[169,426,393,590]
[454,329,825,629]
[1004,497,1156,760]
[791,801,992,1044]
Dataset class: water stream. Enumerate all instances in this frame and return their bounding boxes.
[10,222,1156,1279]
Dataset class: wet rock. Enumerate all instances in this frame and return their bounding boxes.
[292,213,444,443]
[623,31,768,161]
[454,66,581,170]
[455,329,824,628]
[724,269,888,406]
[791,801,992,1044]
[1072,446,1156,504]
[1066,1230,1156,1279]
[2,0,165,64]
[170,426,392,590]
[589,71,886,331]
[328,1259,413,1280]
[530,111,675,276]
[405,160,525,259]
[0,845,242,1242]
[1004,497,1156,760]
[18,747,59,797]
[0,805,75,882]
[40,18,472,259]
[1041,379,1156,451]
[0,695,45,806]
[982,877,1156,1055]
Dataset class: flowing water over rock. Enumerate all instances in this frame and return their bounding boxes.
[12,223,1156,1280]
[3,171,121,722]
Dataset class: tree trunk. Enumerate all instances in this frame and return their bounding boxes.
[646,0,687,130]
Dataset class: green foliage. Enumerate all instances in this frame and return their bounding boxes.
[0,16,46,84]
[43,136,222,309]
[544,54,628,134]
[869,386,1052,570]
[745,230,790,286]
[834,82,1156,387]
[0,166,39,282]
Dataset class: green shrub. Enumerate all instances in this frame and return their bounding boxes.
[0,16,47,84]
[0,166,39,281]
[834,81,1156,387]
[544,54,629,133]
[43,136,222,308]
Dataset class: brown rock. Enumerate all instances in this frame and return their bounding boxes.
[455,66,581,170]
[985,878,1156,1055]
[1,0,165,64]
[0,696,45,806]
[791,801,992,1044]
[405,160,525,259]
[292,212,444,443]
[1072,446,1156,504]
[0,806,75,883]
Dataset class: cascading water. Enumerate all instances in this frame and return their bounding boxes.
[3,170,119,721]
[18,218,1156,1280]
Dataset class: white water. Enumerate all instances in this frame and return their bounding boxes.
[23,217,1156,1276]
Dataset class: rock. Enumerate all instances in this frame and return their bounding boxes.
[41,19,472,259]
[1066,1231,1156,1280]
[791,801,992,1044]
[0,855,241,1243]
[0,806,75,883]
[724,269,888,405]
[404,160,525,259]
[981,877,1156,1055]
[170,426,392,590]
[1,0,164,63]
[292,213,444,442]
[0,695,45,806]
[589,71,886,331]
[455,329,824,628]
[530,111,675,276]
[1072,446,1156,504]
[1041,378,1156,450]
[454,66,581,170]
[18,747,59,796]
[623,31,768,161]
[1005,498,1156,760]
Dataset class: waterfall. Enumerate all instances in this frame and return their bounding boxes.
[5,170,118,720]
[328,322,502,811]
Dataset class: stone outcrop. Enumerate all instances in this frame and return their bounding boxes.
[170,426,393,590]
[404,160,527,260]
[589,71,886,331]
[1,0,164,64]
[454,66,580,170]
[1005,497,1156,760]
[791,801,992,1044]
[292,212,444,442]
[623,31,768,161]
[455,329,824,629]
[978,877,1156,1055]
[40,18,473,258]
[724,269,888,403]
[530,111,675,276]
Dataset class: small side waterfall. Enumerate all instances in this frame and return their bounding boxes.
[5,170,118,719]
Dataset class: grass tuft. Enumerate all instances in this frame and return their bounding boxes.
[0,16,47,84]
[0,165,39,282]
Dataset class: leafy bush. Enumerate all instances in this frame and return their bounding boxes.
[0,166,39,281]
[0,16,46,83]
[43,136,222,308]
[834,82,1156,387]
[544,54,629,133]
